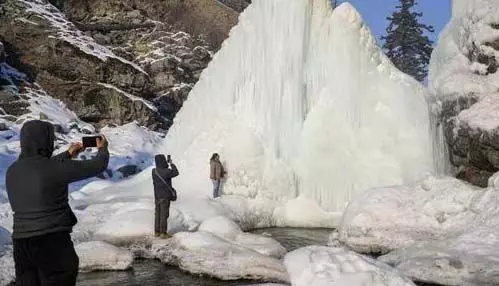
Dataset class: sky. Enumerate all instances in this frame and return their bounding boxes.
[336,0,452,45]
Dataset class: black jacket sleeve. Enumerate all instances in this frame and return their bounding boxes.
[51,151,71,161]
[54,148,110,183]
[156,164,179,179]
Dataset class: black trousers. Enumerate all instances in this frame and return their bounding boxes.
[155,198,170,234]
[13,232,79,286]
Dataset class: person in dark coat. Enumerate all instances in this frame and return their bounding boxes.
[6,120,109,286]
[152,154,179,238]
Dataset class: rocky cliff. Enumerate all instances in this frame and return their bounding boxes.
[0,0,240,131]
[430,0,499,187]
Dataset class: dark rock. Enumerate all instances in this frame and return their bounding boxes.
[117,164,140,178]
[81,126,94,135]
[0,42,5,62]
[54,0,239,49]
[96,168,113,179]
[217,0,251,12]
[53,124,66,134]
[0,122,8,131]
[1,115,17,122]
[456,166,493,188]
[0,89,30,116]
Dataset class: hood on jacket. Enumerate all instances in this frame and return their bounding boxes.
[155,154,169,168]
[19,120,55,159]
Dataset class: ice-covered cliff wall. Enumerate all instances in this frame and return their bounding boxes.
[163,0,436,212]
[429,0,499,186]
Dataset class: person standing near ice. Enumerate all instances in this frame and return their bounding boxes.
[6,120,109,286]
[210,153,225,198]
[152,154,179,238]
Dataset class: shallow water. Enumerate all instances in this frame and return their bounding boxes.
[77,228,331,286]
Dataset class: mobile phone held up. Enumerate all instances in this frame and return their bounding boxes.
[82,136,102,148]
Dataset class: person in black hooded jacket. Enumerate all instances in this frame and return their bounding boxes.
[152,154,179,238]
[6,120,109,286]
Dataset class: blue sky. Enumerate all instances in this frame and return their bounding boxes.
[336,0,452,44]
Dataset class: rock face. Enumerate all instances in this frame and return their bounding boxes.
[0,0,232,131]
[430,0,499,187]
[48,0,239,49]
[0,0,160,128]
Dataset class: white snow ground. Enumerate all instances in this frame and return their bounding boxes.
[284,246,415,286]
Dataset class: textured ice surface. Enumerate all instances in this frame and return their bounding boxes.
[75,241,133,272]
[161,0,435,213]
[0,249,14,286]
[284,246,415,286]
[151,231,289,282]
[198,216,286,258]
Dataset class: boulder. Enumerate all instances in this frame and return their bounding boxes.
[116,165,140,178]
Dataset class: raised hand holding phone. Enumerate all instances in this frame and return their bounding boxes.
[68,142,84,158]
[96,135,108,149]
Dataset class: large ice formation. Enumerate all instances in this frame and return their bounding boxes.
[161,0,436,212]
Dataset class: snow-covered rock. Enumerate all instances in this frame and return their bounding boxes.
[430,0,499,186]
[380,241,499,286]
[284,246,415,286]
[151,231,289,283]
[199,216,286,258]
[75,241,134,272]
[338,175,499,285]
[338,176,483,254]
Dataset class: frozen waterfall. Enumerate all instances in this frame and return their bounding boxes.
[162,0,438,212]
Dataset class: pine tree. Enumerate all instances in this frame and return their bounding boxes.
[381,0,434,82]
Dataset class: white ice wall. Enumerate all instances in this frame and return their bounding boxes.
[162,0,436,212]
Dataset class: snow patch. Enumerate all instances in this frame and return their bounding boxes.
[97,83,157,112]
[339,176,482,254]
[199,216,286,258]
[284,246,415,286]
[75,241,133,272]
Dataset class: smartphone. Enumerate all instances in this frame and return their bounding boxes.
[82,136,101,148]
